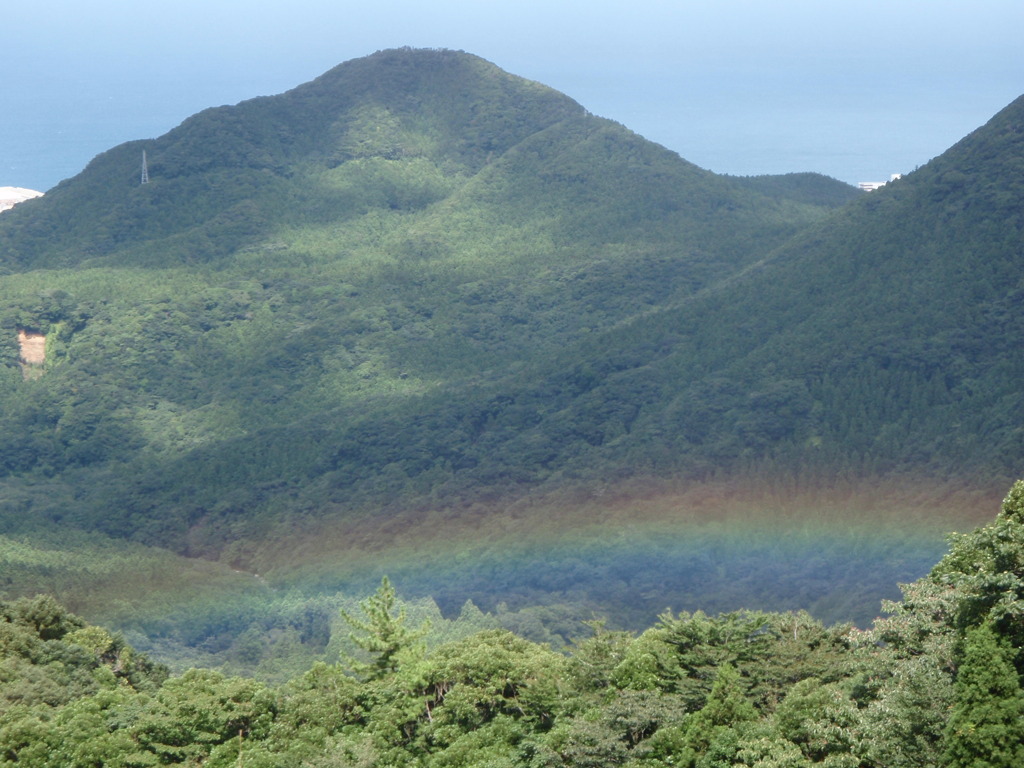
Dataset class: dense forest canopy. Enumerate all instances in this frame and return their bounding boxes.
[4,482,1024,766]
[0,48,1021,705]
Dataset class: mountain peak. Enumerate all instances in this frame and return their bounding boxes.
[0,49,592,268]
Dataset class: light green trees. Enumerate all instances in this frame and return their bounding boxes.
[339,576,429,681]
[920,479,1024,768]
[930,479,1024,645]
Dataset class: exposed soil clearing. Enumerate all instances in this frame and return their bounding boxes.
[18,329,45,379]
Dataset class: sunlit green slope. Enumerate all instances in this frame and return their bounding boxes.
[0,48,853,555]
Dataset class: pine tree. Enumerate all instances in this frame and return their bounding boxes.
[339,576,428,680]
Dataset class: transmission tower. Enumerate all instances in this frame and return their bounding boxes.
[141,150,150,185]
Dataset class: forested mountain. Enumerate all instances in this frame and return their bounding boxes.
[0,48,854,542]
[492,92,1024,485]
[0,48,1021,663]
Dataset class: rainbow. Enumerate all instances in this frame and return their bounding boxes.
[255,475,1000,628]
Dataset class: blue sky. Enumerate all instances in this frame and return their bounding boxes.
[2,0,1022,190]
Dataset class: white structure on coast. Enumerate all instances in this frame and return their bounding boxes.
[858,174,903,193]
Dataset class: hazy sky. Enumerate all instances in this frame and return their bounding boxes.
[2,0,1022,191]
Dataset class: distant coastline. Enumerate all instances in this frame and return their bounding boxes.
[0,186,44,212]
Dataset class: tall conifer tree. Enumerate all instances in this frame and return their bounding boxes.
[944,622,1024,768]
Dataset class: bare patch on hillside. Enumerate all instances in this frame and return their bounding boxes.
[18,329,45,379]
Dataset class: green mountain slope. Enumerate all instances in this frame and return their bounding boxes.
[4,49,1018,648]
[116,85,1024,554]
[0,48,584,268]
[0,49,849,547]
[0,48,846,272]
[543,92,1024,480]
[312,90,1024,504]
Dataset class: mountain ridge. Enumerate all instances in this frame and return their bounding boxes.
[0,48,854,270]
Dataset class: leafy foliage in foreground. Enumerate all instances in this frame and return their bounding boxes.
[5,482,1024,767]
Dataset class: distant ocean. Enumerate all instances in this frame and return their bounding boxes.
[1,78,244,194]
[1,69,1018,194]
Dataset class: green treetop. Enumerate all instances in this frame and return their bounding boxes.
[339,576,429,680]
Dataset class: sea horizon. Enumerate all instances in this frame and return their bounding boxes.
[3,63,1019,194]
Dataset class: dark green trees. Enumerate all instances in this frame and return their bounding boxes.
[923,480,1024,768]
[944,622,1024,768]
